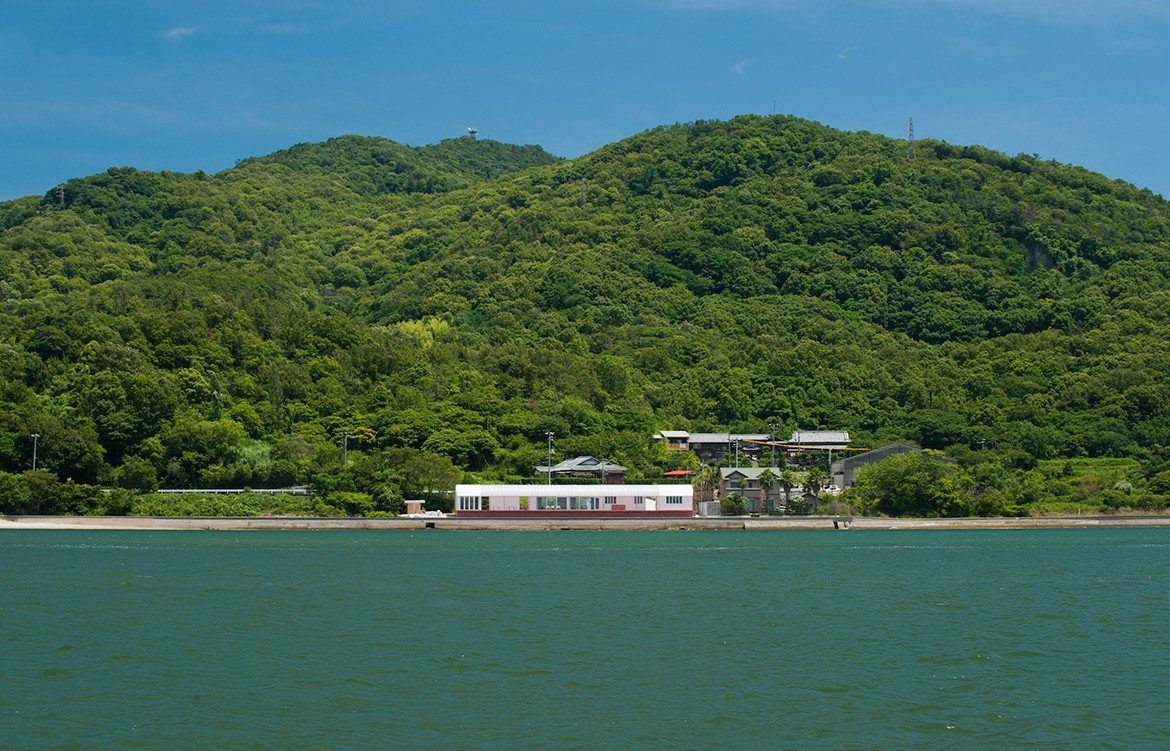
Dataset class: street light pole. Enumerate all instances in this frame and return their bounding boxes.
[30,433,39,470]
[545,431,555,485]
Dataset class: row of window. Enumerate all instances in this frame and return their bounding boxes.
[536,497,604,510]
[458,495,684,510]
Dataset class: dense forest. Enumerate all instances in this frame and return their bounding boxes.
[3,115,1170,517]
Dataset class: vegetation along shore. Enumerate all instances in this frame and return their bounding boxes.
[3,115,1170,519]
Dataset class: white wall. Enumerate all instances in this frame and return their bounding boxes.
[455,484,693,512]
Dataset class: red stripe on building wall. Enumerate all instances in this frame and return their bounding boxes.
[456,510,694,519]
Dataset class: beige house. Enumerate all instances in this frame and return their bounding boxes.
[718,467,791,514]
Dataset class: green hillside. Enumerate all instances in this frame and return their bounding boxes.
[2,115,1169,516]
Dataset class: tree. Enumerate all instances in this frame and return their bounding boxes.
[0,471,31,514]
[721,492,748,516]
[849,453,962,517]
[778,467,797,513]
[804,465,830,513]
[756,468,777,513]
[113,455,158,492]
[805,466,829,498]
[693,464,718,504]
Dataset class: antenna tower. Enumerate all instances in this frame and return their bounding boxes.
[467,127,478,140]
[907,117,916,160]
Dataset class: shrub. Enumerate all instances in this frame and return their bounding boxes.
[326,491,375,516]
[721,492,748,516]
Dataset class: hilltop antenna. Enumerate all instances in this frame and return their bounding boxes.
[467,127,478,140]
[907,117,916,160]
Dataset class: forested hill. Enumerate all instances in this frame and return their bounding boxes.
[3,115,1170,515]
[232,135,562,194]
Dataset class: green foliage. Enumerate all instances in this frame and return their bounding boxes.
[325,491,376,516]
[130,492,341,517]
[0,470,104,515]
[848,454,964,517]
[4,115,1170,515]
[721,492,748,516]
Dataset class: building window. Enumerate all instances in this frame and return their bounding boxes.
[458,496,479,511]
[604,496,617,505]
[538,497,570,510]
[666,496,684,505]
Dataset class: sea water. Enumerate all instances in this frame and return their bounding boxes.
[2,529,1168,750]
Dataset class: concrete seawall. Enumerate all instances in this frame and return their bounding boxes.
[4,514,1170,531]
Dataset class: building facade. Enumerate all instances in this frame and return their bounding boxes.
[718,467,789,514]
[455,484,694,518]
[653,431,773,463]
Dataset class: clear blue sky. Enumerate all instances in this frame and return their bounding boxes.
[3,0,1168,201]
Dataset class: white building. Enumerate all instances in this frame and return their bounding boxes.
[455,484,694,517]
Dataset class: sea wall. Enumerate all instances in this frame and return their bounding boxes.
[4,514,1170,531]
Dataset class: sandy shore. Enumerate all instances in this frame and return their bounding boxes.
[3,514,1170,531]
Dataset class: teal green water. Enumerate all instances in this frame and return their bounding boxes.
[2,529,1168,750]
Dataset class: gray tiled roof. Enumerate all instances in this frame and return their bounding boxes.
[719,467,787,480]
[788,430,850,445]
[688,433,772,444]
[535,455,627,474]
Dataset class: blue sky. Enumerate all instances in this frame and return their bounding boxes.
[3,0,1168,200]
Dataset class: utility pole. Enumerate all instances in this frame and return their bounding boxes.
[545,431,555,485]
[769,422,778,468]
[30,433,40,470]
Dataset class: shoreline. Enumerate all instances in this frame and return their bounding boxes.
[3,514,1170,531]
